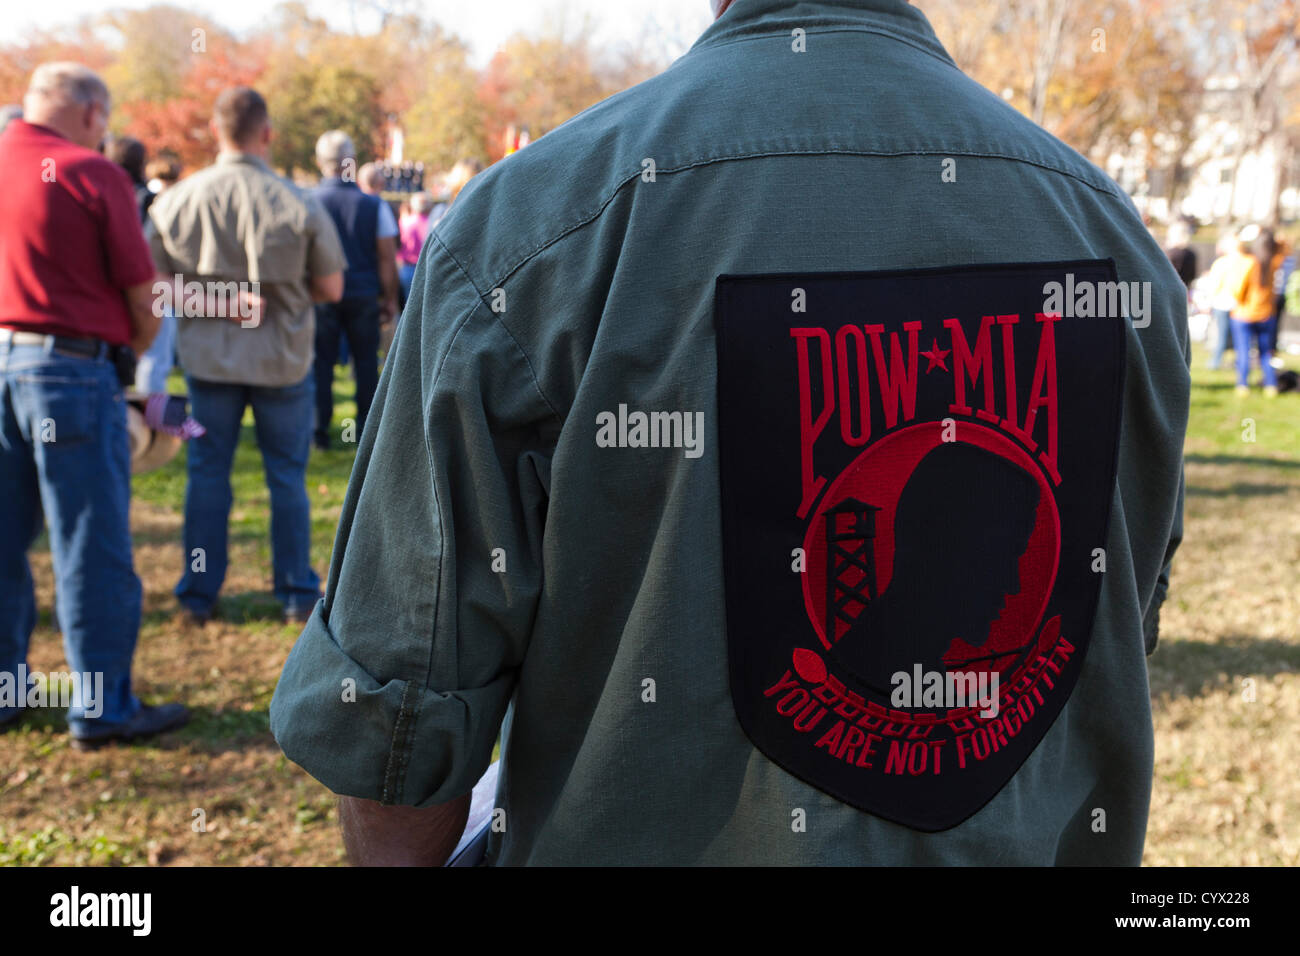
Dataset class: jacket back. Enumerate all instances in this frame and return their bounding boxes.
[270,0,1190,865]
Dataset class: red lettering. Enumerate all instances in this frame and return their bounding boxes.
[815,719,845,754]
[995,314,1021,439]
[856,733,881,768]
[885,740,909,775]
[907,740,929,775]
[1017,693,1036,723]
[1003,704,1022,736]
[776,688,810,716]
[1054,636,1075,663]
[864,321,922,428]
[1022,313,1060,483]
[836,725,867,763]
[944,315,999,422]
[791,328,834,519]
[834,325,871,447]
[763,670,800,698]
[792,701,827,732]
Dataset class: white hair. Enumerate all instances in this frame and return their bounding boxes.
[315,129,356,174]
[26,62,109,110]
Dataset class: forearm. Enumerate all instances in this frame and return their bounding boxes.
[339,792,470,866]
[379,257,399,310]
[376,237,399,320]
[129,307,162,355]
[127,276,166,354]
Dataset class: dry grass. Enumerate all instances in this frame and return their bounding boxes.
[1143,348,1300,865]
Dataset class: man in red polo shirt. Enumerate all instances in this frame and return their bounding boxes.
[0,62,189,747]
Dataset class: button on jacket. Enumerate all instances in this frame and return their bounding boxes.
[270,0,1189,864]
[145,153,347,387]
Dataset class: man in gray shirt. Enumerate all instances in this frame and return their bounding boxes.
[147,87,346,625]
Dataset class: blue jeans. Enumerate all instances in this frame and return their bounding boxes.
[398,263,417,307]
[314,298,381,444]
[1230,317,1278,388]
[134,309,176,394]
[1208,308,1232,369]
[0,339,142,732]
[176,372,320,615]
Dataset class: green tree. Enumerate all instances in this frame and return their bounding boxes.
[99,5,230,106]
[265,64,385,176]
[402,50,489,170]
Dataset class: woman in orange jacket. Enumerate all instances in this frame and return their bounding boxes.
[1226,225,1280,395]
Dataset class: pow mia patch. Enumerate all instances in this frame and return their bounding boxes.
[715,261,1127,832]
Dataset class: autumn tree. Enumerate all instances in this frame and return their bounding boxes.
[1197,0,1299,222]
[98,6,229,106]
[116,46,265,172]
[478,21,620,162]
[264,64,385,176]
[927,0,1203,171]
[0,22,114,106]
[402,48,490,170]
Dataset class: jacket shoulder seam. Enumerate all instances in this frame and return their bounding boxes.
[428,230,563,422]
[477,147,1127,292]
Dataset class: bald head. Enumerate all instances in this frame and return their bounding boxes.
[357,161,385,194]
[23,62,110,150]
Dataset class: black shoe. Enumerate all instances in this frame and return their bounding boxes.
[0,709,22,734]
[180,605,214,627]
[283,602,316,625]
[70,702,191,751]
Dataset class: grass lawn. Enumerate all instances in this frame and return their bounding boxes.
[1144,344,1300,865]
[1,345,1297,865]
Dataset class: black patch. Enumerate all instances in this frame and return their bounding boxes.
[715,261,1126,831]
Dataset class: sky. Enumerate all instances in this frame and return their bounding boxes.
[6,0,718,65]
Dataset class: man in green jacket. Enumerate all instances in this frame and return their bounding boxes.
[271,0,1189,865]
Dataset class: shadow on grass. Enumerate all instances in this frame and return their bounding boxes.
[212,591,294,625]
[1185,453,1300,469]
[1186,482,1292,498]
[2,703,270,751]
[1149,635,1300,699]
[137,590,306,628]
[176,703,272,746]
[1188,381,1279,391]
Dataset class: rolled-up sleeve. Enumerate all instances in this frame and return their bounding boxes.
[270,237,558,806]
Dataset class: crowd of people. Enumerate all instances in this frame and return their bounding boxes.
[0,62,479,747]
[0,0,1286,866]
[1164,220,1297,394]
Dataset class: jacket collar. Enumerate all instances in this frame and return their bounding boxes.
[217,151,272,173]
[691,0,954,66]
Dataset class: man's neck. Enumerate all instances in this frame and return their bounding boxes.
[219,145,268,163]
[22,115,77,145]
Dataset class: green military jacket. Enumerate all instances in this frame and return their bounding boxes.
[270,0,1189,864]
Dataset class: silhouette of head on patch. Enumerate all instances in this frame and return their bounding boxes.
[832,441,1040,691]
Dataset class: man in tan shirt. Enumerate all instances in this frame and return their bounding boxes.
[146,87,346,625]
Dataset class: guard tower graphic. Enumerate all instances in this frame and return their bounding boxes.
[824,497,881,645]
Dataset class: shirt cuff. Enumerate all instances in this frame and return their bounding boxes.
[269,602,514,807]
